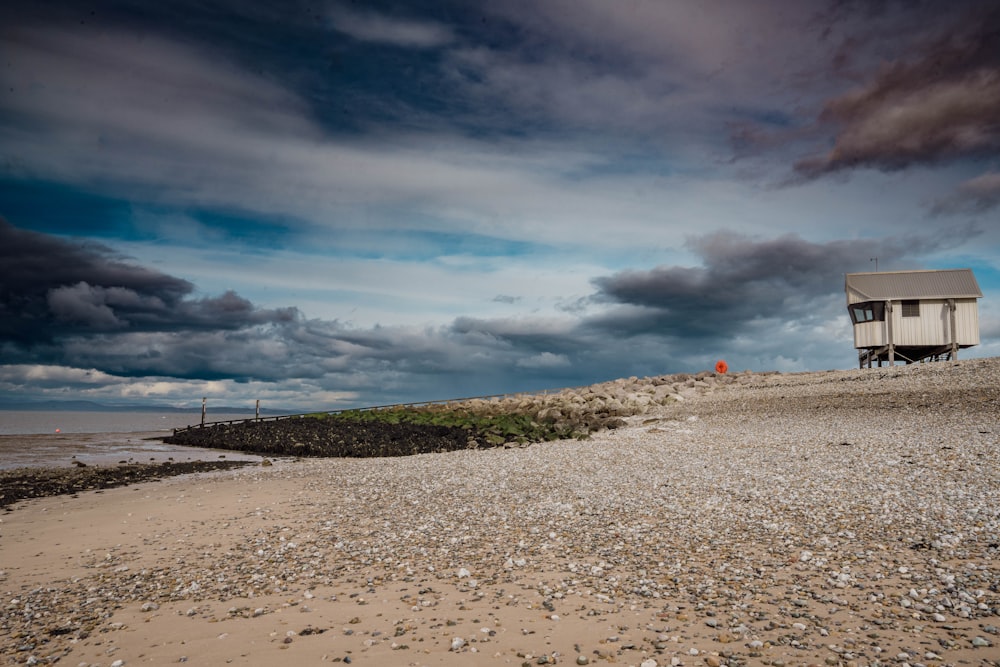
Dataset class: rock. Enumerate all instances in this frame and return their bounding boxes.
[0,461,256,508]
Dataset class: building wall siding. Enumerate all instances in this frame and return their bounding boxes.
[894,300,945,345]
[853,320,885,348]
[852,298,980,348]
[957,300,980,345]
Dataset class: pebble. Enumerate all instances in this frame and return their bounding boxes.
[2,359,999,665]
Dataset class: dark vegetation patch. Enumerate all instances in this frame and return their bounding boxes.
[0,460,256,509]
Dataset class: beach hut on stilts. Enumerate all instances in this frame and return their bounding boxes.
[845,269,983,368]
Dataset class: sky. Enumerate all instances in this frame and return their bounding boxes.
[1,0,999,412]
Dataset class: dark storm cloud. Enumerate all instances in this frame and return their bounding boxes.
[589,231,939,340]
[0,221,510,393]
[0,220,561,390]
[795,7,1000,177]
[451,316,579,354]
[0,219,297,347]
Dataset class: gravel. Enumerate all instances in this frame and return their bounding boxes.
[2,357,998,665]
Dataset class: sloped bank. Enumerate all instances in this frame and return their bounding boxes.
[163,370,744,457]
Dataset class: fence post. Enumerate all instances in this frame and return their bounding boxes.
[256,399,260,421]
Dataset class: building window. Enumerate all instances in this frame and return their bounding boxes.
[848,301,886,324]
[901,300,920,317]
[851,305,873,323]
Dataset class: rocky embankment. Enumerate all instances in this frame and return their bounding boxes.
[0,460,256,509]
[163,369,750,456]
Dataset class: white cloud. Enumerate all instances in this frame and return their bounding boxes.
[0,364,118,387]
[477,0,848,116]
[2,26,667,249]
[0,363,359,410]
[932,171,1000,215]
[113,237,607,326]
[328,5,453,48]
[3,19,966,270]
[515,352,571,369]
[963,172,1000,198]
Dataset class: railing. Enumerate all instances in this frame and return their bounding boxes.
[171,388,562,434]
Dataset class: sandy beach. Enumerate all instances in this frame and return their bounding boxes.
[2,359,998,667]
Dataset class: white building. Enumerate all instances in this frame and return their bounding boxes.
[845,269,983,368]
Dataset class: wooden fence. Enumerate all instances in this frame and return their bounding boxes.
[171,388,560,434]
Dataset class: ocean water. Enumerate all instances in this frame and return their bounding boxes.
[0,411,263,470]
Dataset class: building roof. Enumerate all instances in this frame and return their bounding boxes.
[845,268,983,301]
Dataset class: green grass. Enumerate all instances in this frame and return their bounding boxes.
[305,407,583,444]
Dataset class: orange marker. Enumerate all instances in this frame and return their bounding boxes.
[715,360,728,374]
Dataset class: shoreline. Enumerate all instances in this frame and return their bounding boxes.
[1,358,998,666]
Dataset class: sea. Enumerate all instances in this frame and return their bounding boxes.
[0,411,264,470]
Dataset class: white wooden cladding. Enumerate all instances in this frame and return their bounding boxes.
[852,298,980,348]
